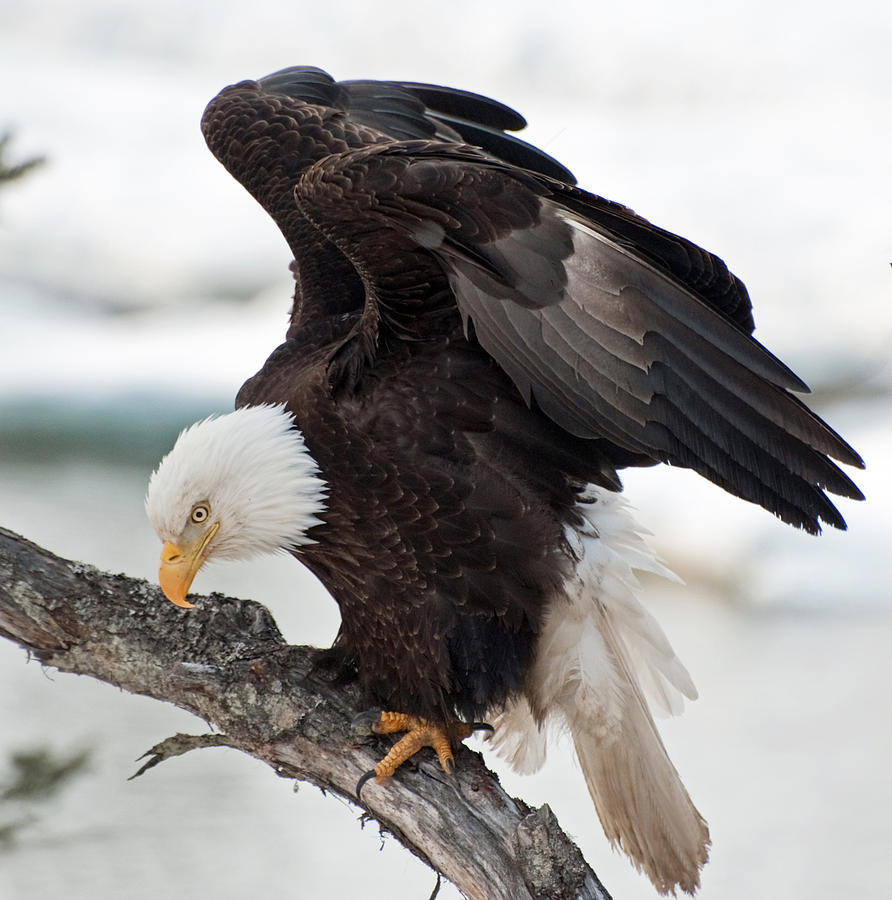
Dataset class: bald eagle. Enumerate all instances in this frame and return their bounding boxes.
[145,66,863,895]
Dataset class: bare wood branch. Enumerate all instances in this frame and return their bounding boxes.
[0,526,611,900]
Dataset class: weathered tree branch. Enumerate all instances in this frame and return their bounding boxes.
[0,526,611,900]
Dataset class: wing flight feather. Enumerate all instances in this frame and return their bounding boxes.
[290,141,862,532]
[201,69,863,533]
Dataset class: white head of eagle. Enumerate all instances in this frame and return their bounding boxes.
[145,404,327,607]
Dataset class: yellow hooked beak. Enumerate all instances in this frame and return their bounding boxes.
[158,522,220,609]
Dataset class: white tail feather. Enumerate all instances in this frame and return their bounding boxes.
[569,604,709,895]
[489,487,709,894]
[488,695,548,774]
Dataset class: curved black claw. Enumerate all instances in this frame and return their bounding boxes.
[356,768,378,800]
[470,722,494,734]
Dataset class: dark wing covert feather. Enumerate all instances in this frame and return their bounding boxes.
[201,67,864,534]
[290,140,863,533]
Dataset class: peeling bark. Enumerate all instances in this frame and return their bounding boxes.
[0,526,611,900]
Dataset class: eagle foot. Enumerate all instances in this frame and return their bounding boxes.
[355,712,490,799]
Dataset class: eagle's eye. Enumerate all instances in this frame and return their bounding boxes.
[190,503,211,524]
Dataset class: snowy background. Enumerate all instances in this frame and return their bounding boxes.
[1,1,890,898]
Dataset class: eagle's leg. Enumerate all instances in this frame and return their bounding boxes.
[356,711,490,796]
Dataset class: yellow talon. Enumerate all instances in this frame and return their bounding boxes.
[368,712,473,783]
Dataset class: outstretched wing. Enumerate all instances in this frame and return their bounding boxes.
[201,67,864,533]
[201,65,575,240]
[200,66,577,338]
[291,140,863,533]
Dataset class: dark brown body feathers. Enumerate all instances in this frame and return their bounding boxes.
[207,66,862,723]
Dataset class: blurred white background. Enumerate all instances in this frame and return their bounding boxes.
[1,1,890,898]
